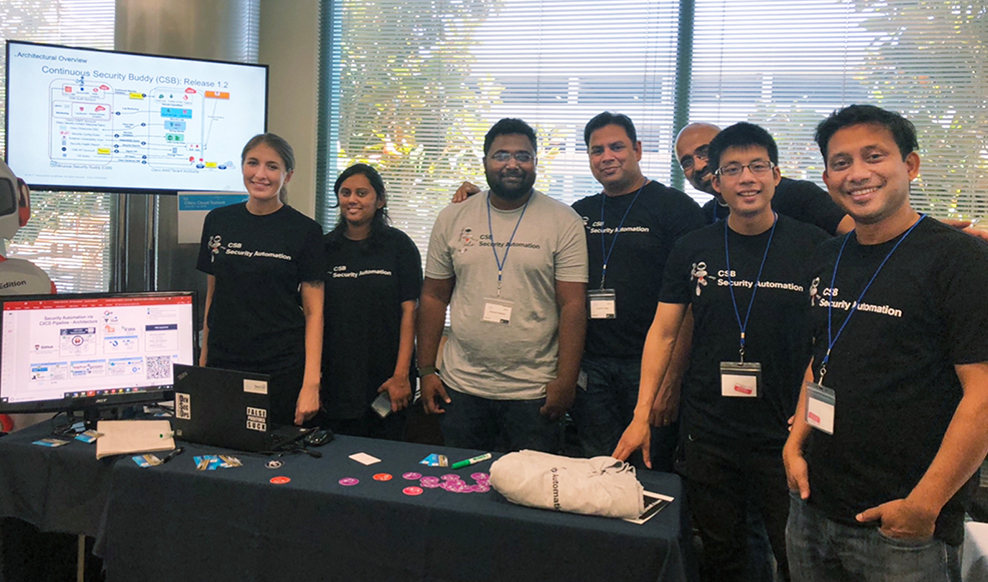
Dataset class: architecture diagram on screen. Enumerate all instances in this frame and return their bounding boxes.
[6,41,267,193]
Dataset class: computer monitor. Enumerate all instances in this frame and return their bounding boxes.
[0,291,197,414]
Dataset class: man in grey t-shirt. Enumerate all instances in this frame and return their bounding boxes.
[417,118,588,452]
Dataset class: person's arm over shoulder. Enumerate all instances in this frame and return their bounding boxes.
[774,178,848,236]
[662,185,706,240]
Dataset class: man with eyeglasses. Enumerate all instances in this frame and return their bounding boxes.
[567,112,703,469]
[417,118,588,452]
[675,122,854,235]
[451,112,704,466]
[784,105,988,582]
[614,122,829,582]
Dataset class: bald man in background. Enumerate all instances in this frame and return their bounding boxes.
[676,122,854,236]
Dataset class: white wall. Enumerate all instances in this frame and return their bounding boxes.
[259,0,321,219]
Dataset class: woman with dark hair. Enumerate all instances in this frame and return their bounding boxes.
[197,133,325,426]
[320,163,422,440]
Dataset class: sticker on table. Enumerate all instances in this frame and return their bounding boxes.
[373,473,393,481]
[194,455,225,471]
[338,477,359,486]
[403,486,423,496]
[471,472,489,482]
[402,472,422,480]
[33,438,70,447]
[419,453,448,467]
[270,476,291,485]
[266,460,284,470]
[132,454,162,467]
[75,430,103,444]
[219,455,242,468]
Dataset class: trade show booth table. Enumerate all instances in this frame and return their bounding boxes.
[0,422,691,582]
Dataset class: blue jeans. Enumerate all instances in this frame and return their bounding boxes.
[786,492,961,582]
[440,387,562,453]
[569,355,679,471]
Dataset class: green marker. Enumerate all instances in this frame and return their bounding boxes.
[451,452,492,470]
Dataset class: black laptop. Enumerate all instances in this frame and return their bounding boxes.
[171,364,313,453]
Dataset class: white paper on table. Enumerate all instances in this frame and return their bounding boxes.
[95,420,175,459]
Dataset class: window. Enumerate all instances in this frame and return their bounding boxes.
[318,0,681,251]
[689,0,988,221]
[0,0,116,292]
[319,0,988,251]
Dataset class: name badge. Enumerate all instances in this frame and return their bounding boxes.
[805,382,835,434]
[482,298,513,324]
[720,361,762,397]
[588,289,617,319]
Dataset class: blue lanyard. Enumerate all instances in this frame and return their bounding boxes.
[486,192,531,297]
[598,179,647,289]
[724,213,777,362]
[818,214,926,383]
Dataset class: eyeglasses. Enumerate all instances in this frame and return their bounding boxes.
[679,144,709,171]
[490,151,534,163]
[715,160,775,178]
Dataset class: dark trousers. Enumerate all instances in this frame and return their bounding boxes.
[569,355,679,471]
[440,387,562,453]
[678,434,790,582]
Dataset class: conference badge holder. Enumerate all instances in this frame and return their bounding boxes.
[588,289,617,320]
[719,362,762,398]
[805,382,835,434]
[482,298,513,324]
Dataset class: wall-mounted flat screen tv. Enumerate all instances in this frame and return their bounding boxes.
[5,40,267,194]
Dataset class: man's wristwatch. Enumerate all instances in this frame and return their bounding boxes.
[418,365,438,377]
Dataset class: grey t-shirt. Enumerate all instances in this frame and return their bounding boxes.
[425,190,588,400]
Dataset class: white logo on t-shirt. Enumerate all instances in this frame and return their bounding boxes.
[209,235,224,262]
[691,262,712,296]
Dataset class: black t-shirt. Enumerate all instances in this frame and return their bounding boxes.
[702,177,846,235]
[196,202,325,373]
[661,215,829,448]
[804,218,988,546]
[571,181,704,358]
[321,226,423,419]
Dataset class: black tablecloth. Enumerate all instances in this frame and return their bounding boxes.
[0,423,690,582]
[0,422,117,538]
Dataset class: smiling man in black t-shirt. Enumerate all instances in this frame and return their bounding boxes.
[784,104,988,582]
[615,122,828,582]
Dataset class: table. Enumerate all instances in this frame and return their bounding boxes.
[0,422,116,538]
[1,422,691,582]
